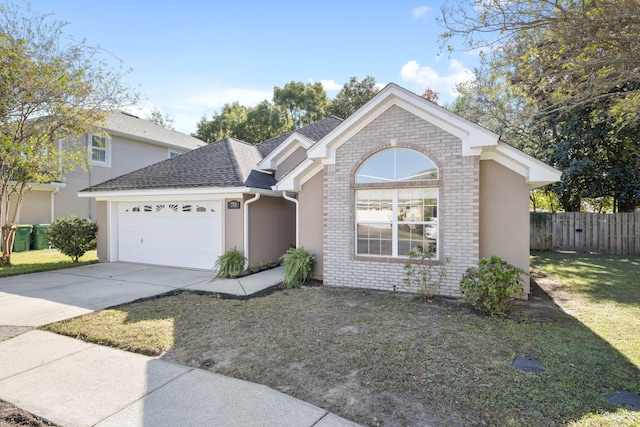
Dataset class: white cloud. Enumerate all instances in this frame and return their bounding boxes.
[320,79,342,91]
[400,59,474,99]
[411,6,431,19]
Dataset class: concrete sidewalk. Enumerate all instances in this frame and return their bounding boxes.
[0,263,360,426]
[0,331,359,427]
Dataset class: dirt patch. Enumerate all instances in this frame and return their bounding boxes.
[0,401,55,427]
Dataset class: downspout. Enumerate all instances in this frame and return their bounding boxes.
[282,191,299,247]
[50,188,60,224]
[243,193,261,269]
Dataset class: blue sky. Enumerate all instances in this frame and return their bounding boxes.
[23,0,478,135]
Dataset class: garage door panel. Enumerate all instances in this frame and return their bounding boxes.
[117,201,222,270]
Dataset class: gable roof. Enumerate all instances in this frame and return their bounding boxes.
[277,83,562,191]
[80,137,266,193]
[256,116,343,157]
[103,110,205,151]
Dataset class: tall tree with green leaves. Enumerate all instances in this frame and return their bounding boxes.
[273,81,330,128]
[442,0,640,211]
[194,102,249,143]
[331,76,380,118]
[0,2,136,265]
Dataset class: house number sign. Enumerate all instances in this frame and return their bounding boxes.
[227,200,241,209]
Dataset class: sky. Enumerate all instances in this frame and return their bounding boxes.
[21,0,478,135]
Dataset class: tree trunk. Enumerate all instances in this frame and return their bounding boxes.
[0,224,16,267]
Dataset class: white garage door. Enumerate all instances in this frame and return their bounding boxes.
[118,201,222,270]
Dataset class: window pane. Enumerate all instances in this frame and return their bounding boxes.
[356,223,392,255]
[92,135,106,148]
[398,188,437,222]
[398,222,437,256]
[356,189,392,222]
[356,148,438,183]
[92,149,106,163]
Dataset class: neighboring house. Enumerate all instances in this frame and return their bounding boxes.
[18,110,205,225]
[80,84,561,297]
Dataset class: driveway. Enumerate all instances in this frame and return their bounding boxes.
[0,263,214,327]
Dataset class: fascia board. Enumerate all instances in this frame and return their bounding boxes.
[308,84,499,163]
[274,158,319,192]
[24,182,67,191]
[79,186,263,200]
[102,128,203,151]
[481,142,562,189]
[257,133,315,170]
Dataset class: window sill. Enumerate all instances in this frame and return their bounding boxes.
[354,255,440,264]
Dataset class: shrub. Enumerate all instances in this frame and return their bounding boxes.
[459,255,526,316]
[213,249,246,279]
[282,247,316,289]
[403,249,449,299]
[48,216,98,262]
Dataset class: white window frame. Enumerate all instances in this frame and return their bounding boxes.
[168,149,182,158]
[89,134,111,167]
[355,188,439,259]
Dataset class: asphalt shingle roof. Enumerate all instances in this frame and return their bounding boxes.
[256,116,343,157]
[82,115,343,193]
[82,137,264,192]
[104,110,205,150]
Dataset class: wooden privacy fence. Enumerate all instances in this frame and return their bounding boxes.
[530,212,640,254]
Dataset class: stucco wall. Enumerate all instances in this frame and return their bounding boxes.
[298,171,324,279]
[56,135,179,221]
[323,105,480,297]
[247,195,295,268]
[225,197,245,254]
[15,190,50,225]
[479,160,531,294]
[275,146,307,181]
[96,201,109,262]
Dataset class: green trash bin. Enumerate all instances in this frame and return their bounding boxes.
[31,224,51,250]
[13,224,32,252]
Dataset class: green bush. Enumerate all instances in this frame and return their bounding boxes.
[213,249,246,279]
[48,216,98,262]
[459,255,526,316]
[282,247,316,289]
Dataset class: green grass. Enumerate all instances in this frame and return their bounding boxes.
[531,252,640,369]
[44,252,640,426]
[0,249,98,277]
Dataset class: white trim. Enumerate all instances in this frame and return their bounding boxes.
[89,134,112,167]
[480,142,563,189]
[257,133,315,170]
[102,128,204,151]
[282,191,299,247]
[244,193,261,269]
[274,158,323,192]
[78,187,281,200]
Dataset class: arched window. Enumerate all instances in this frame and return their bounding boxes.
[356,148,437,183]
[355,149,439,258]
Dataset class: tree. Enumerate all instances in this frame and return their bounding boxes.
[331,76,380,118]
[0,2,136,265]
[145,107,175,130]
[439,0,640,126]
[273,81,331,128]
[441,0,640,211]
[421,88,439,104]
[194,102,249,143]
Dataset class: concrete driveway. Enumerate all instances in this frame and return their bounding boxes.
[0,263,214,327]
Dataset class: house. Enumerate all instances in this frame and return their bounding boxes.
[18,110,205,225]
[79,84,561,297]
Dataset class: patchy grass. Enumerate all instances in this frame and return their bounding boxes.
[0,249,97,277]
[531,252,640,368]
[44,260,640,427]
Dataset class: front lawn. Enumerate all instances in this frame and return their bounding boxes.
[0,249,98,277]
[43,253,640,426]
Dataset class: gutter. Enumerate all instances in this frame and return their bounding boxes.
[243,193,261,269]
[282,191,299,247]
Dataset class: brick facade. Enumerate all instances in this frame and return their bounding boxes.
[323,105,480,297]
